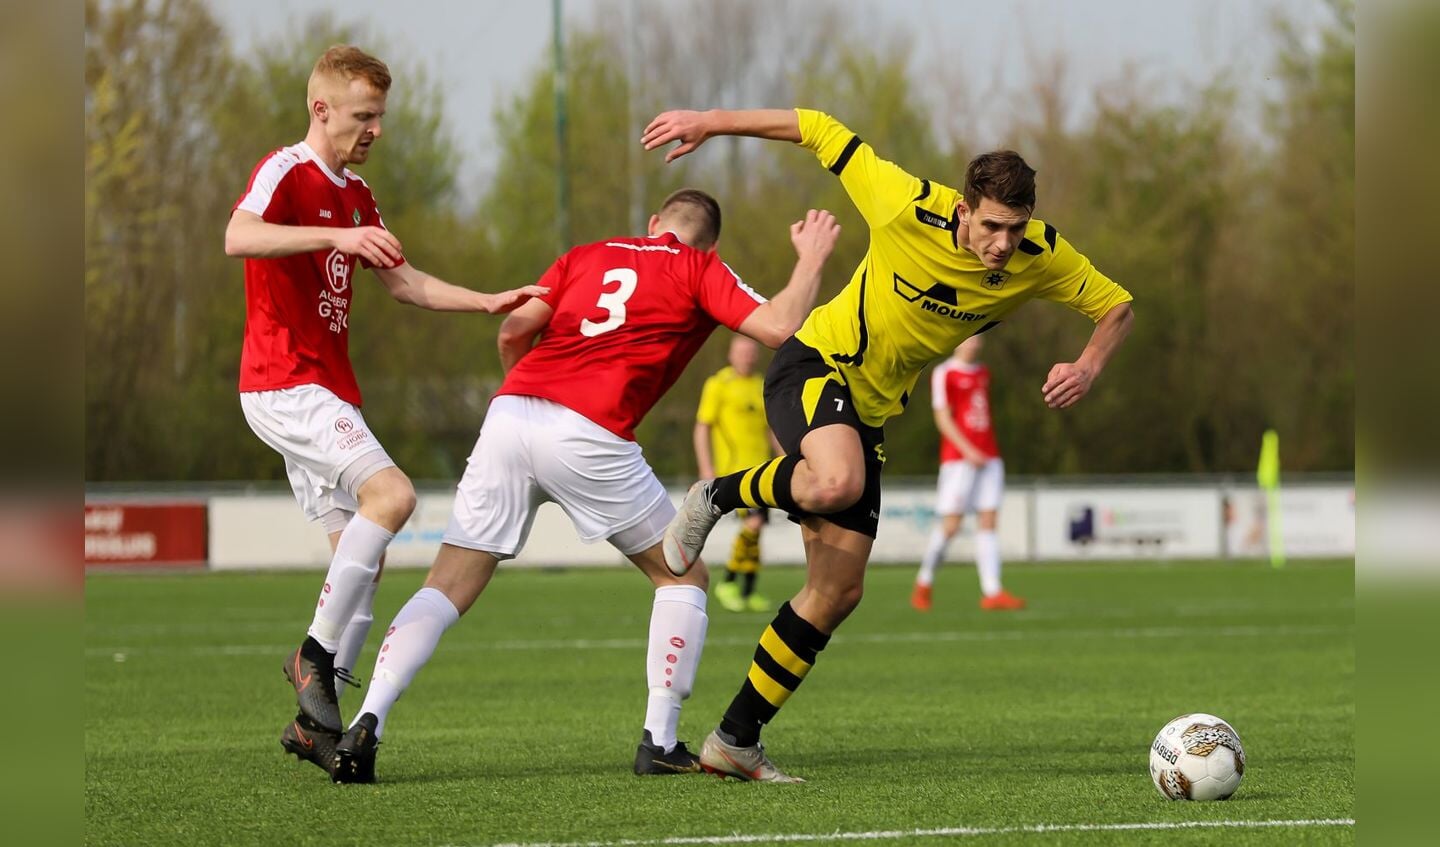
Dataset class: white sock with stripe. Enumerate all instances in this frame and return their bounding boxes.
[643,585,708,752]
[354,587,459,737]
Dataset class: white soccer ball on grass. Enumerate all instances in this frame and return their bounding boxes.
[1148,713,1246,801]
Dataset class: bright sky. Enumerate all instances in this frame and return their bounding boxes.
[208,0,1326,202]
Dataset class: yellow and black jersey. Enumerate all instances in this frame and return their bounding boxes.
[792,109,1134,428]
[697,366,772,475]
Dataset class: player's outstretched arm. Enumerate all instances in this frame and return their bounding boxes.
[642,109,801,163]
[1042,302,1134,409]
[373,262,548,313]
[736,209,841,349]
[497,298,555,372]
[224,210,405,267]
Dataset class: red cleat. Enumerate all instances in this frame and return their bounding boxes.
[980,589,1026,611]
[910,583,932,612]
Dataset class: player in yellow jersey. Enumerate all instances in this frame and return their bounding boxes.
[695,337,782,613]
[643,108,1135,782]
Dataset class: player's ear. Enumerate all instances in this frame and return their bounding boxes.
[312,98,329,123]
[647,214,661,237]
[956,198,969,223]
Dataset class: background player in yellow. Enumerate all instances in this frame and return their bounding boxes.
[645,107,1134,782]
[694,337,783,613]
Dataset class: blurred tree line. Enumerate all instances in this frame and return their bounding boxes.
[85,0,1354,482]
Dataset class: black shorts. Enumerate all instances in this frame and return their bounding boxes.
[764,337,885,538]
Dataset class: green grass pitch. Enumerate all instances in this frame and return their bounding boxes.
[85,560,1353,846]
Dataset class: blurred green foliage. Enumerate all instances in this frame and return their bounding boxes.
[85,0,1354,482]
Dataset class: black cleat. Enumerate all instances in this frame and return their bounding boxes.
[333,712,380,784]
[280,713,340,778]
[284,636,342,733]
[634,730,702,775]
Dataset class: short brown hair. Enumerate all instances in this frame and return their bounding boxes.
[310,45,392,94]
[658,188,722,250]
[964,150,1036,211]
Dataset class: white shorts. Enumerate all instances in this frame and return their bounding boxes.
[240,385,396,525]
[444,394,674,559]
[935,458,1005,516]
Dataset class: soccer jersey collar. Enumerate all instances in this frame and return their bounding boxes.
[297,141,350,188]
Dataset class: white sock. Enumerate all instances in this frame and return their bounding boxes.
[354,587,459,737]
[333,579,379,700]
[976,529,1002,596]
[308,514,394,651]
[916,528,952,587]
[644,585,708,752]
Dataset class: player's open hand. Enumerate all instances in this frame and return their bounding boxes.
[1042,362,1095,409]
[642,110,712,163]
[790,209,840,263]
[481,285,550,314]
[332,226,404,268]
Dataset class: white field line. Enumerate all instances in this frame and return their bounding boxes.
[87,623,1350,660]
[470,817,1356,847]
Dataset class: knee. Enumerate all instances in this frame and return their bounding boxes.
[801,471,865,514]
[364,472,417,525]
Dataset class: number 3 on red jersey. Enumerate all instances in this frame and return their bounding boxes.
[580,268,638,337]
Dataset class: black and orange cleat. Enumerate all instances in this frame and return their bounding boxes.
[280,713,340,777]
[333,712,380,784]
[283,636,342,733]
[633,730,702,775]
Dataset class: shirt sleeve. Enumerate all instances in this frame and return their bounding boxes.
[1034,231,1134,321]
[696,254,765,331]
[696,375,722,425]
[233,152,294,224]
[796,109,923,229]
[535,253,569,308]
[930,366,951,411]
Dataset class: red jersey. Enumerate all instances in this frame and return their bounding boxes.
[232,142,397,406]
[931,359,1000,462]
[498,233,765,441]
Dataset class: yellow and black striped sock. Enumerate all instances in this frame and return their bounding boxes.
[719,602,830,747]
[711,456,802,515]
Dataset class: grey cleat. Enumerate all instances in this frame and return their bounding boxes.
[698,729,806,783]
[284,636,342,733]
[662,480,723,576]
[280,713,340,778]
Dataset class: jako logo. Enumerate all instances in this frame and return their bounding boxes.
[669,636,686,649]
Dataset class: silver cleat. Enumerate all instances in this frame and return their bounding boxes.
[698,729,805,783]
[662,480,722,576]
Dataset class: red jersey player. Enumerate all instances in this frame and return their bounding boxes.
[330,192,841,783]
[911,334,1026,612]
[224,45,545,775]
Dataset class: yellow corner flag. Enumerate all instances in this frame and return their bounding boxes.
[1257,428,1285,568]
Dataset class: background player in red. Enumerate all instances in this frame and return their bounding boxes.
[224,45,545,773]
[911,335,1025,612]
[330,192,841,783]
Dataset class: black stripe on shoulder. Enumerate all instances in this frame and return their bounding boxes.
[1018,239,1044,256]
[974,320,1001,336]
[914,179,931,201]
[1044,223,1057,251]
[829,135,862,176]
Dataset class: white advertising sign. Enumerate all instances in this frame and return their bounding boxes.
[1033,487,1223,560]
[1223,485,1355,558]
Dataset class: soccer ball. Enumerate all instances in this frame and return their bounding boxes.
[1148,713,1246,801]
